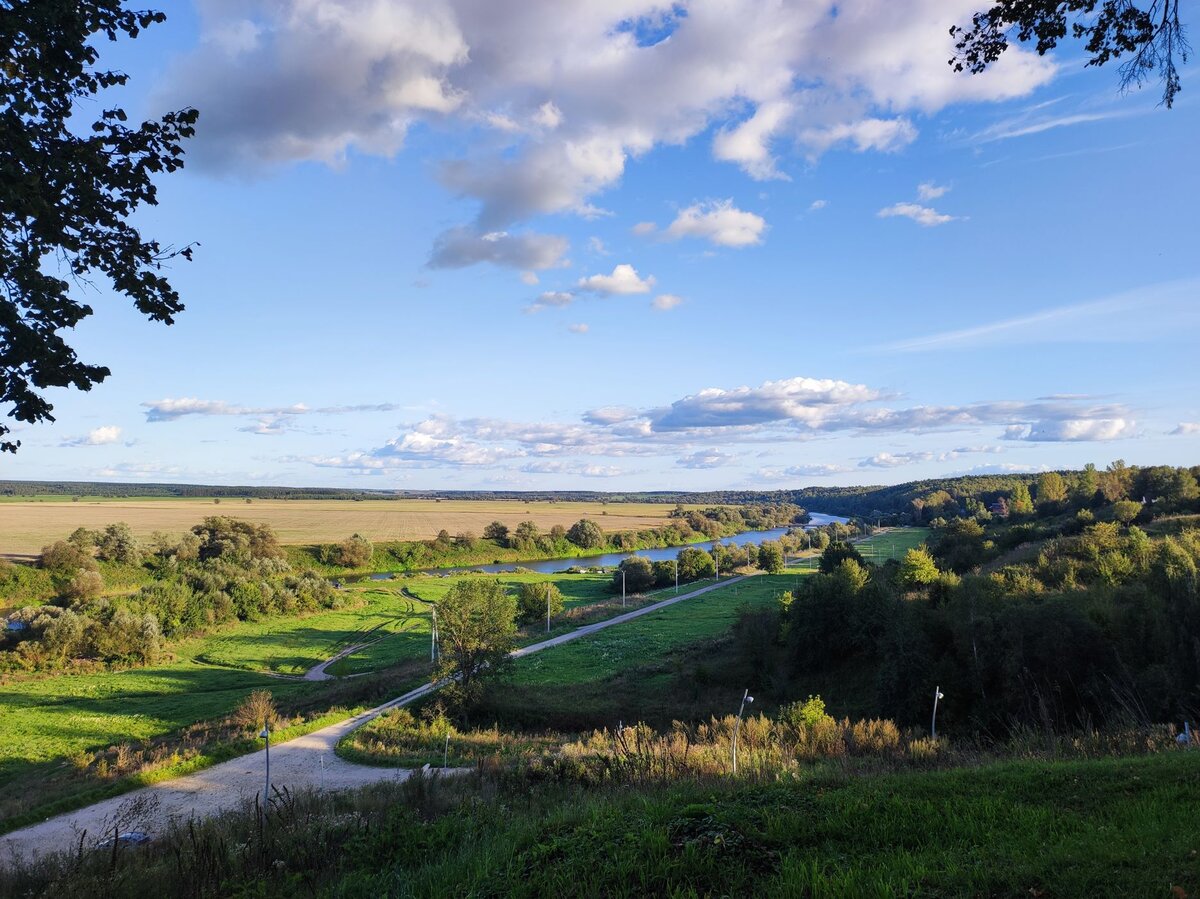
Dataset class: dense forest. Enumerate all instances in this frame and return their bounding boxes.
[736,463,1200,733]
[6,463,1193,520]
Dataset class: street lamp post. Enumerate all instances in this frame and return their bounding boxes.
[931,686,945,739]
[431,607,439,664]
[546,582,552,633]
[674,557,679,594]
[732,688,754,775]
[259,726,271,801]
[621,569,626,608]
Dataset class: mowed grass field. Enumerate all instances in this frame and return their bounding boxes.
[509,575,789,688]
[0,568,668,826]
[854,526,931,562]
[788,526,931,570]
[0,497,699,556]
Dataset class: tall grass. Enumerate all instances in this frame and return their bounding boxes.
[4,749,1198,897]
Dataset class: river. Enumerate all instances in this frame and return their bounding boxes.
[354,511,850,579]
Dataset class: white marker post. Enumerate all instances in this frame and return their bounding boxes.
[259,726,271,802]
[931,686,945,739]
[732,688,754,775]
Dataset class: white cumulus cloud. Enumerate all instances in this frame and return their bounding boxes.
[63,425,123,447]
[658,200,766,248]
[577,263,655,295]
[164,0,1055,268]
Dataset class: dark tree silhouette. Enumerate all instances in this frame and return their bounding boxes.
[1,2,198,451]
[951,1,1190,107]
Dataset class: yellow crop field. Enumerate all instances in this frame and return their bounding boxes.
[0,497,701,556]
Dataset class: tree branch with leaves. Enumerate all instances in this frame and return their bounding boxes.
[1,2,198,452]
[950,0,1190,107]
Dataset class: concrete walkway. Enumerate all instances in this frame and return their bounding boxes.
[0,576,745,864]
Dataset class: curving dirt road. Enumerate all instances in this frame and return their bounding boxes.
[0,576,745,864]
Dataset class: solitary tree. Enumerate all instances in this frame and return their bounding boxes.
[758,541,785,574]
[951,1,1190,107]
[95,522,141,564]
[482,521,509,543]
[331,533,373,568]
[566,518,605,549]
[677,547,716,581]
[1009,483,1035,516]
[614,556,655,593]
[515,581,563,624]
[1112,499,1143,524]
[819,541,865,574]
[435,579,517,710]
[1,3,199,451]
[1036,472,1068,509]
[510,520,541,552]
[898,547,941,590]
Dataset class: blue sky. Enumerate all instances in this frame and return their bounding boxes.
[7,0,1199,490]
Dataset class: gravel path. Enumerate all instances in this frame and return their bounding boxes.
[304,640,372,681]
[0,576,745,864]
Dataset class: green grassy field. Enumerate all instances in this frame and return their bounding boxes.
[0,568,700,829]
[194,589,430,676]
[8,750,1197,896]
[510,576,787,688]
[788,526,930,570]
[462,575,797,732]
[0,660,318,826]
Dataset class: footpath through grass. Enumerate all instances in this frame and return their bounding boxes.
[6,751,1198,896]
[509,575,785,688]
[0,569,723,830]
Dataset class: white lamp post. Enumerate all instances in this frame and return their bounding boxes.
[674,557,679,594]
[621,569,626,608]
[259,726,271,801]
[732,688,754,775]
[931,686,945,739]
[546,582,552,633]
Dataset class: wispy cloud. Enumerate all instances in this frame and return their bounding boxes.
[974,110,1131,143]
[143,398,403,423]
[877,202,959,227]
[876,279,1200,353]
